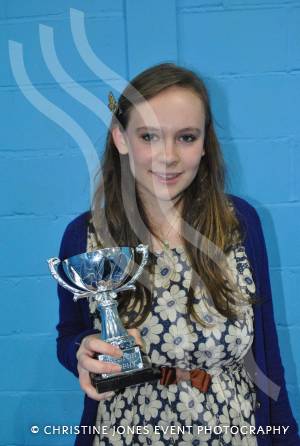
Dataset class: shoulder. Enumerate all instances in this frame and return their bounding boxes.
[58,210,91,259]
[226,193,259,222]
[226,193,262,234]
[64,210,91,233]
[226,194,267,267]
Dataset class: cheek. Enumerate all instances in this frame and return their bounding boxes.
[128,145,152,168]
[183,147,204,171]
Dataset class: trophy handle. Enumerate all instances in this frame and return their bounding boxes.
[47,257,92,301]
[116,244,149,293]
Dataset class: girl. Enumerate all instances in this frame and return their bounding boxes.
[56,63,300,446]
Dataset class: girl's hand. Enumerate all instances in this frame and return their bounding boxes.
[76,328,143,401]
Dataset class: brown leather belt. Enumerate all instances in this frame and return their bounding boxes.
[159,365,212,393]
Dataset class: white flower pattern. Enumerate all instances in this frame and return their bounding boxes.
[88,222,258,446]
[155,285,187,322]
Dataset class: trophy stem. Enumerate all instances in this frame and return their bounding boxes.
[96,291,130,343]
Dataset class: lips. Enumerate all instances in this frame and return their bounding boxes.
[150,171,182,184]
[151,171,182,179]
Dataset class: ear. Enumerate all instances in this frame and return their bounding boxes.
[111,126,129,155]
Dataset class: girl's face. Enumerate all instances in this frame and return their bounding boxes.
[112,86,206,207]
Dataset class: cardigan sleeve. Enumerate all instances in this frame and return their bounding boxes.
[251,207,300,445]
[56,214,100,378]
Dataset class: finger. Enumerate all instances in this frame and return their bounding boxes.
[83,337,123,357]
[78,367,115,401]
[78,354,122,375]
[82,381,115,401]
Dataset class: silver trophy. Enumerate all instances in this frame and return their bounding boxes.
[47,245,161,393]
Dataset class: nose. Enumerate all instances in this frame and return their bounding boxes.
[158,138,180,166]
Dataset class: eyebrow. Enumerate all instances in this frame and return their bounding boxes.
[136,126,202,133]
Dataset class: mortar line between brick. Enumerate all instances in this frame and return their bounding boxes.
[178,4,290,14]
[175,0,180,63]
[1,71,298,92]
[0,11,122,25]
[122,0,129,81]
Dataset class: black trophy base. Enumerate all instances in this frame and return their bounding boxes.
[90,355,162,394]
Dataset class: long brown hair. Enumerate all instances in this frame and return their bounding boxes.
[91,62,262,329]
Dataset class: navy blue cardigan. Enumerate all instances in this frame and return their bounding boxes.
[56,194,300,446]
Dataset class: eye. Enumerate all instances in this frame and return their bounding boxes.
[179,134,197,143]
[140,133,158,142]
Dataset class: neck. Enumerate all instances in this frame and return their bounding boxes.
[141,196,184,247]
[136,183,185,243]
[144,195,182,226]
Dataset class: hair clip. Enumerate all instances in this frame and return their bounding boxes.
[108,91,122,115]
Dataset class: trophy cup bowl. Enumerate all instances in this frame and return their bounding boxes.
[62,247,133,292]
[47,245,161,393]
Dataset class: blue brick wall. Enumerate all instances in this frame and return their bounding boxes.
[0,0,299,444]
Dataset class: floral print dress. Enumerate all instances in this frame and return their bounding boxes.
[88,227,258,446]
